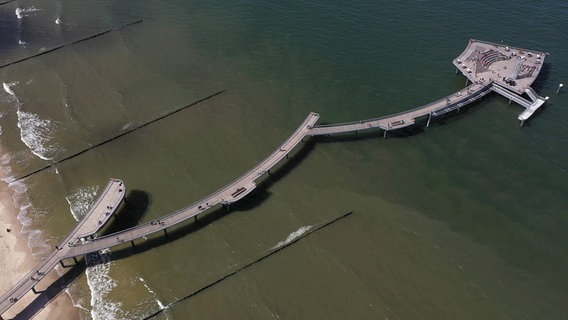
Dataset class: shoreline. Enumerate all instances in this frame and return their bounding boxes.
[0,179,80,319]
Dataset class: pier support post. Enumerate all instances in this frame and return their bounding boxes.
[455,68,459,75]
[73,257,79,265]
[164,228,169,238]
[60,260,70,268]
[285,154,289,160]
[465,78,469,86]
[426,112,432,128]
[383,130,388,139]
[131,241,135,249]
[520,120,525,127]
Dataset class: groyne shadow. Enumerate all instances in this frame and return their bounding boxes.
[103,140,317,262]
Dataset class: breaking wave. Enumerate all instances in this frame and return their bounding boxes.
[86,250,124,320]
[139,277,167,311]
[272,225,312,250]
[16,109,62,160]
[15,6,41,20]
[66,184,125,320]
[66,185,100,221]
[3,81,64,161]
[9,180,52,258]
[3,81,18,98]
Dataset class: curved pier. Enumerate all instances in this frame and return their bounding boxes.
[0,39,550,318]
[62,112,320,258]
[311,82,493,136]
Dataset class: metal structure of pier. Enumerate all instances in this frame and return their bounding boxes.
[0,39,550,319]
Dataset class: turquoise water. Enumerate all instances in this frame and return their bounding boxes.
[1,0,567,319]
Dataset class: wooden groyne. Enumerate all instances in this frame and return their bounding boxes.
[0,20,142,70]
[62,112,321,258]
[12,90,226,182]
[0,39,551,318]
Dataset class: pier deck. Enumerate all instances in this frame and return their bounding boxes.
[0,39,551,318]
[454,39,548,124]
[0,179,125,317]
[311,82,493,135]
[61,113,320,258]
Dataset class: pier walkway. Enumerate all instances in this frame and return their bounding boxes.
[0,179,125,318]
[61,112,320,258]
[311,82,493,136]
[0,39,551,319]
[48,73,547,261]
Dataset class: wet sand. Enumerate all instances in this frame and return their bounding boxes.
[0,182,80,319]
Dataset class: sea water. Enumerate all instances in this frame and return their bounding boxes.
[0,0,567,319]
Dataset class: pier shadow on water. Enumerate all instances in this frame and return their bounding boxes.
[10,143,320,320]
[102,189,152,235]
[313,124,425,145]
[12,262,87,320]
[107,140,317,261]
[532,63,551,93]
[11,190,151,320]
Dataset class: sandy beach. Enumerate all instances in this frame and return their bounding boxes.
[0,181,80,319]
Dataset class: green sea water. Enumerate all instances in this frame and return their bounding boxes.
[1,1,567,319]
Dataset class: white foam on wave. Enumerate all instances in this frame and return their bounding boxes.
[138,277,167,310]
[26,227,52,258]
[65,286,90,313]
[15,6,41,20]
[16,109,63,161]
[3,81,64,161]
[66,185,100,222]
[3,82,20,121]
[272,225,312,250]
[66,186,125,320]
[86,250,124,320]
[121,122,133,131]
[55,17,61,25]
[3,81,18,98]
[7,180,52,258]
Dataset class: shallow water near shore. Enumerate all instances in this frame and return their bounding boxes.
[1,0,567,319]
